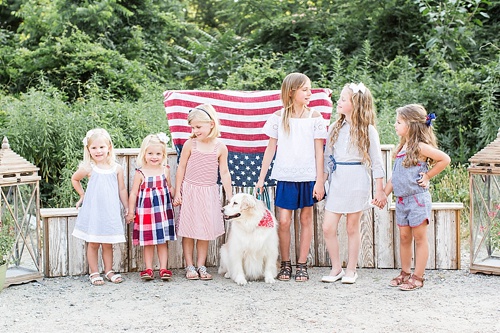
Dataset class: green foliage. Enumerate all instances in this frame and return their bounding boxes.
[0,80,169,207]
[0,219,15,265]
[415,0,493,68]
[431,164,470,238]
[224,56,285,91]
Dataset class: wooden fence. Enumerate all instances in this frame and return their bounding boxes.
[41,146,463,277]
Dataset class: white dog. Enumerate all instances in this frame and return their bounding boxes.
[219,193,279,285]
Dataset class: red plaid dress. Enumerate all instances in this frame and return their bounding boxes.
[132,169,176,246]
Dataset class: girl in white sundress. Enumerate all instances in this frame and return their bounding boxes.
[321,83,387,284]
[173,104,232,281]
[127,133,176,281]
[72,128,128,286]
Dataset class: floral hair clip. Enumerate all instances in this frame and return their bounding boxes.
[349,82,366,95]
[82,129,94,146]
[425,113,436,127]
[157,132,170,144]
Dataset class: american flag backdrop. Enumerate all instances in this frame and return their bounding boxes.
[164,89,333,187]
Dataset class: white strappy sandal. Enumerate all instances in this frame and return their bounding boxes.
[104,270,123,284]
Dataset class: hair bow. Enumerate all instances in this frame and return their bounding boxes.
[82,129,94,146]
[425,113,436,127]
[157,132,170,144]
[349,82,366,94]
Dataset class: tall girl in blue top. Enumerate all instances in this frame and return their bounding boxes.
[256,73,327,282]
[381,104,450,290]
[321,83,386,284]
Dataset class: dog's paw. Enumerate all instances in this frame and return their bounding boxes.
[224,272,231,279]
[265,276,276,284]
[234,275,248,286]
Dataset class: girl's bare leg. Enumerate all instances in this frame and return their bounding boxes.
[278,208,293,261]
[157,243,168,270]
[345,212,362,276]
[298,207,313,263]
[322,211,342,276]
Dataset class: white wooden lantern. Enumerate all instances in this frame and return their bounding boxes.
[0,137,43,286]
[468,128,500,275]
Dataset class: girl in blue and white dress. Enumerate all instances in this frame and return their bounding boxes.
[321,83,386,284]
[72,128,128,286]
[256,73,327,282]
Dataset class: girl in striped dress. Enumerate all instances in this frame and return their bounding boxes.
[127,133,176,281]
[173,104,232,280]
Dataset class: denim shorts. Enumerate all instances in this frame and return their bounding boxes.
[275,181,316,210]
[395,191,432,227]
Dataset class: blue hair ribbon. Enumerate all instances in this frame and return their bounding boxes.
[425,113,436,127]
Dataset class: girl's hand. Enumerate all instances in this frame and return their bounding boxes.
[75,195,84,209]
[372,189,387,209]
[254,180,264,198]
[417,172,430,188]
[313,182,325,201]
[173,194,182,206]
[125,213,134,224]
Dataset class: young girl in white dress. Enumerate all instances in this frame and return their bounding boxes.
[321,83,387,284]
[72,128,128,286]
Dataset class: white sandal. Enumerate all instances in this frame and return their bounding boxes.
[89,272,104,286]
[104,270,123,284]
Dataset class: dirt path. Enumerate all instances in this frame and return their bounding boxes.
[1,265,499,333]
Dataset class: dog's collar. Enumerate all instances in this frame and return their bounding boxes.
[258,210,274,228]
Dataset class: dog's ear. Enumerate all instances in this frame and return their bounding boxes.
[240,194,256,211]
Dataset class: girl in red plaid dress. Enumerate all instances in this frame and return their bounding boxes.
[127,133,176,281]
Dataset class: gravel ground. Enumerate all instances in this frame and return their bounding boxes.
[1,262,499,333]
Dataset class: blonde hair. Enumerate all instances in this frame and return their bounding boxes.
[187,104,220,139]
[328,83,376,165]
[81,128,116,167]
[136,133,169,168]
[280,73,311,135]
[395,104,438,167]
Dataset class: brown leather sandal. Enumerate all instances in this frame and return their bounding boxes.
[399,274,424,291]
[389,270,411,287]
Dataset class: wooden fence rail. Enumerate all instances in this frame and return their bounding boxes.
[41,146,463,277]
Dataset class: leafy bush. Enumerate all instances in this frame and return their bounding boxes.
[431,164,470,239]
[0,80,170,208]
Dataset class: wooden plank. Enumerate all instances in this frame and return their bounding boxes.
[359,209,374,268]
[67,215,86,276]
[374,146,394,268]
[338,215,348,268]
[435,209,459,269]
[314,199,327,266]
[391,209,402,269]
[426,211,436,269]
[46,216,68,277]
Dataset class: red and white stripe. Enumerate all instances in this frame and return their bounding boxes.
[164,89,333,153]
